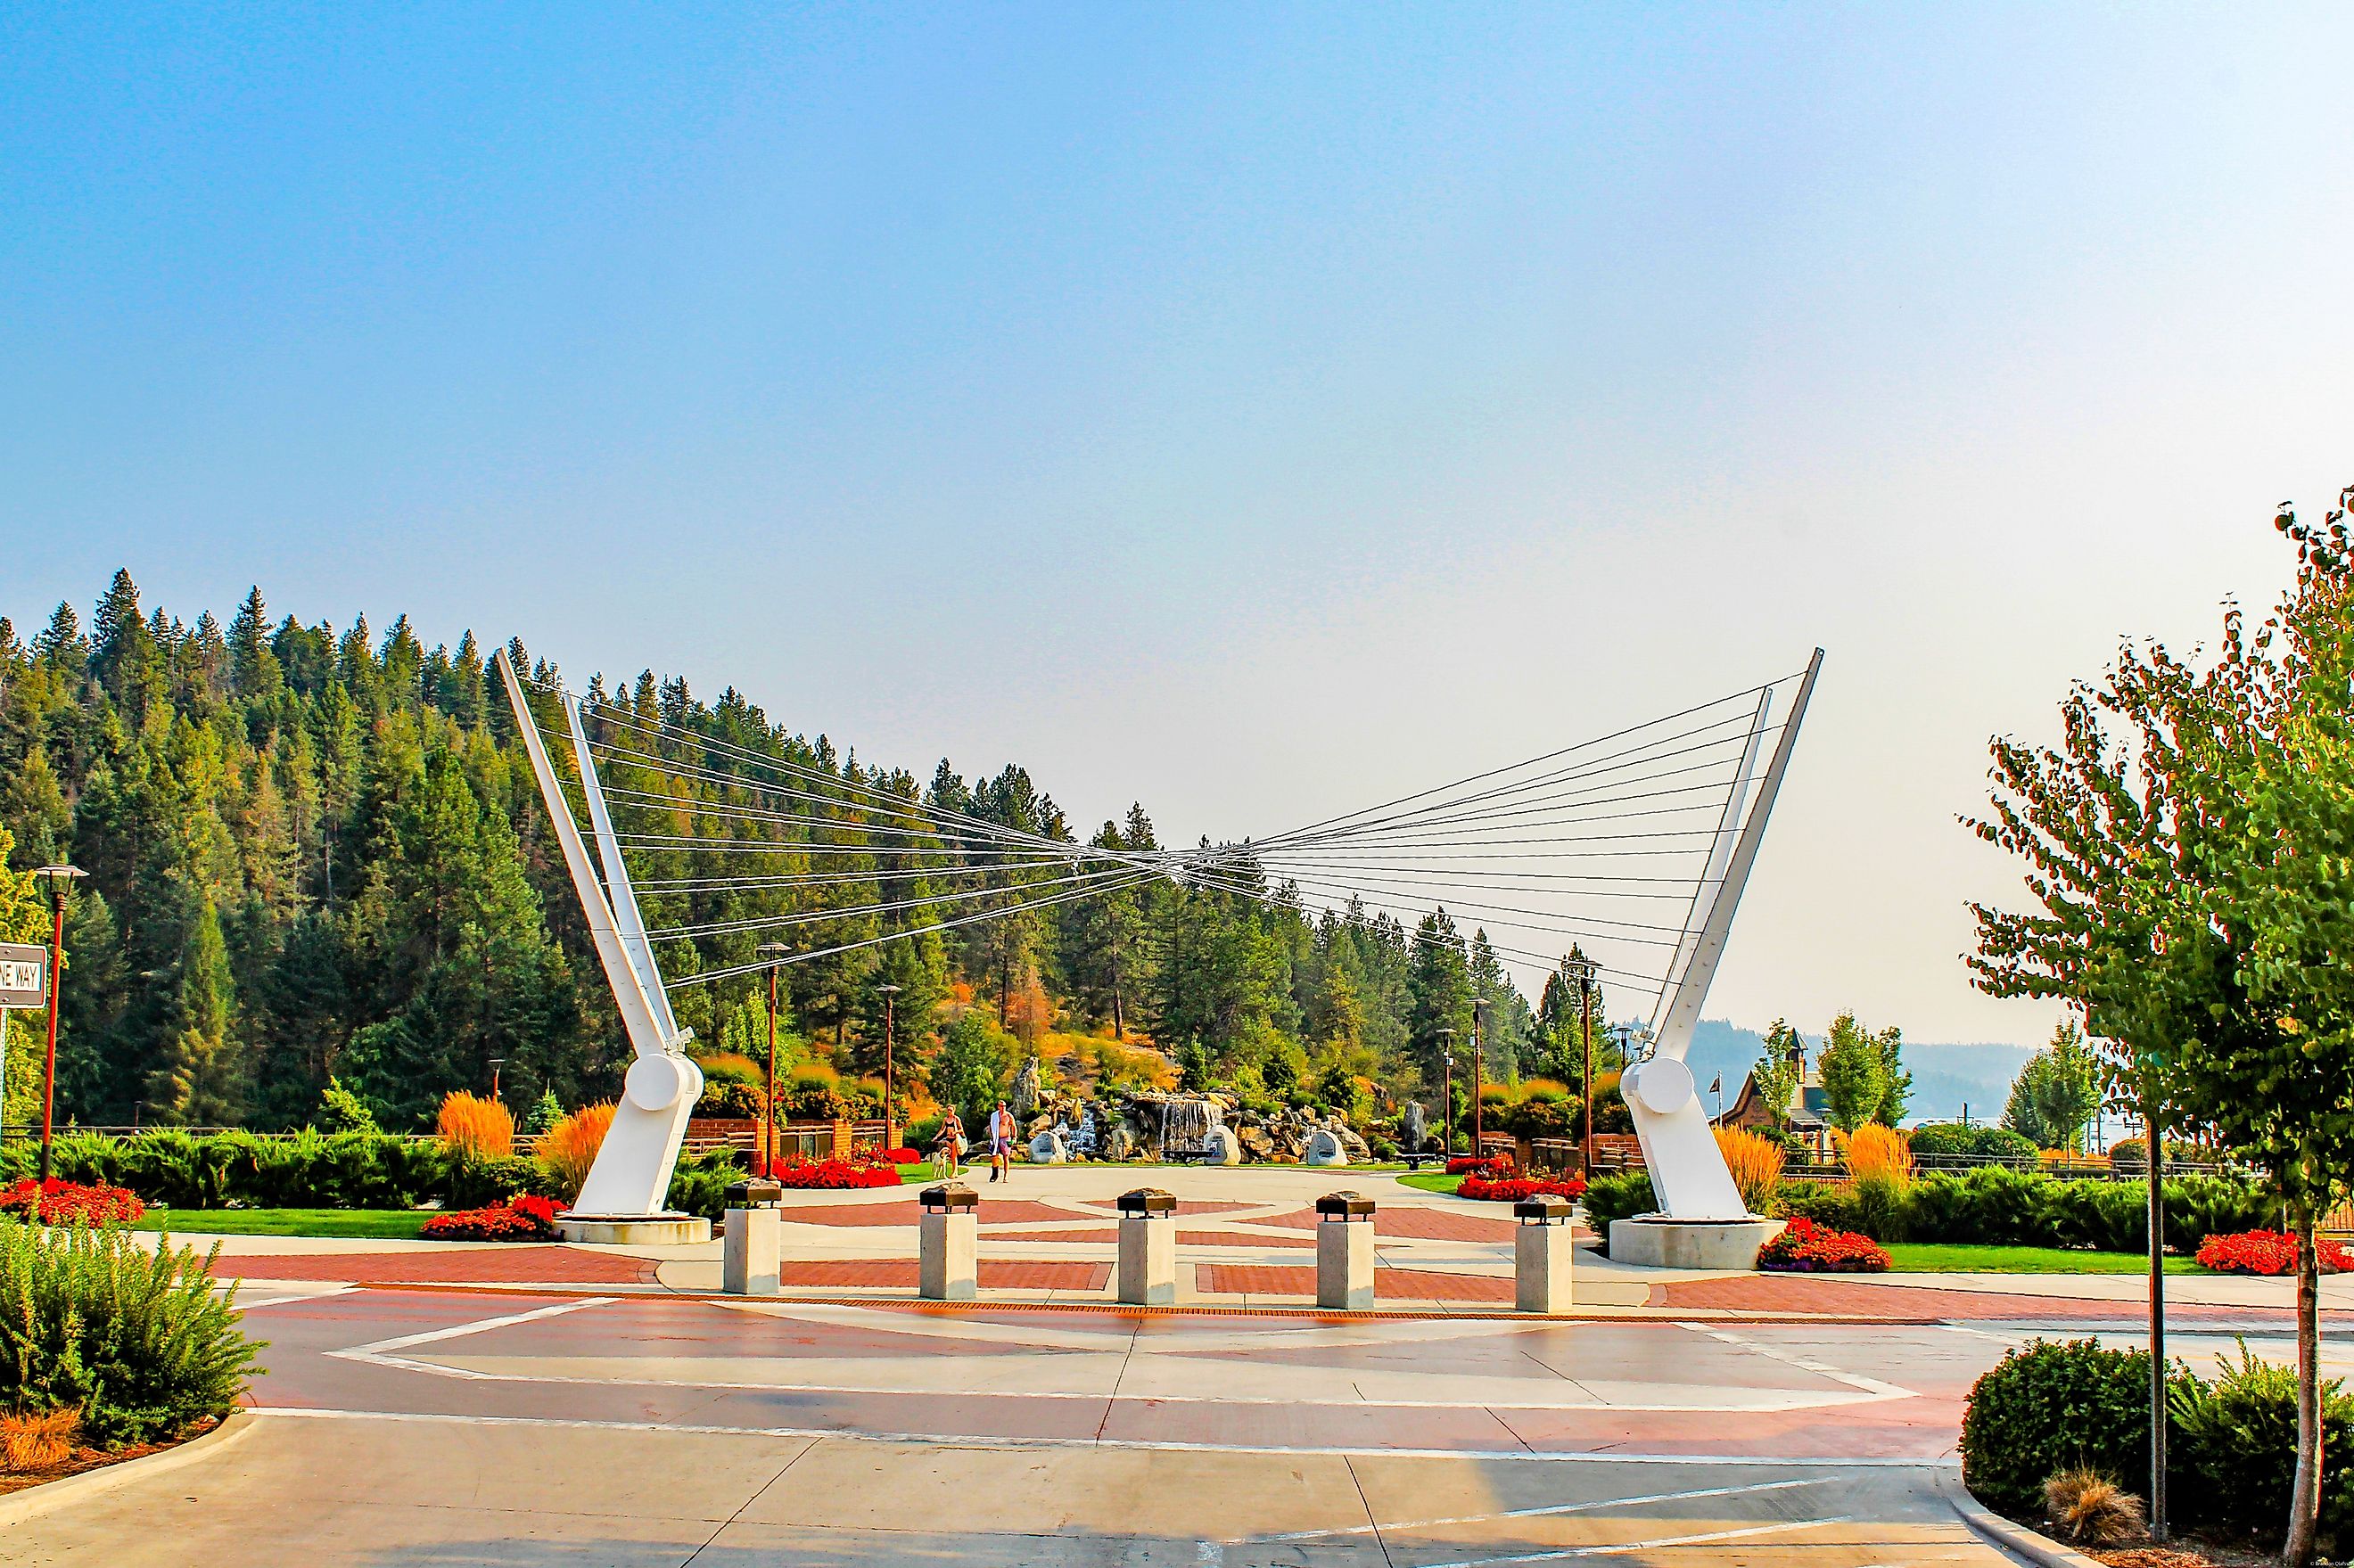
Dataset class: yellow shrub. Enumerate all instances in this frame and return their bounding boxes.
[437,1090,514,1161]
[1846,1123,1913,1187]
[1713,1126,1785,1214]
[536,1102,613,1203]
[0,1407,80,1471]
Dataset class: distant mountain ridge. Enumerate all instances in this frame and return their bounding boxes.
[1680,1019,2033,1126]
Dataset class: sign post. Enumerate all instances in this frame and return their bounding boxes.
[0,942,49,1161]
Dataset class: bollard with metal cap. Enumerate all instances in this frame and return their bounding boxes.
[723,1177,786,1296]
[1512,1194,1574,1313]
[1115,1187,1177,1305]
[1315,1190,1376,1309]
[918,1182,979,1301]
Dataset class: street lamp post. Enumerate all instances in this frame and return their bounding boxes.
[31,866,86,1185]
[1436,1027,1457,1155]
[756,942,788,1177]
[1471,999,1488,1160]
[875,983,902,1152]
[1565,954,1599,1182]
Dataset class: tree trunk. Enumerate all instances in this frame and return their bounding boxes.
[2285,1204,2323,1566]
[2146,1118,2167,1540]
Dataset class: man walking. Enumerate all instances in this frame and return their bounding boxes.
[987,1099,1017,1182]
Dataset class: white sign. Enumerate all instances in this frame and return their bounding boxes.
[0,943,46,1008]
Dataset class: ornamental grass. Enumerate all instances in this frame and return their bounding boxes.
[436,1091,514,1162]
[536,1103,614,1203]
[1845,1124,1914,1186]
[0,1406,79,1471]
[1712,1127,1785,1214]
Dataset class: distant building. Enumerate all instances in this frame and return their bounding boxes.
[1713,1040,1834,1155]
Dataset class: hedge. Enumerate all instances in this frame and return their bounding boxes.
[1579,1165,2275,1254]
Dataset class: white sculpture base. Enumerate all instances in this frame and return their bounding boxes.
[1608,1215,1783,1270]
[558,1212,711,1246]
[1316,1219,1374,1309]
[1515,1223,1574,1312]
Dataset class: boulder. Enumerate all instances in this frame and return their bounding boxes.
[1028,1129,1067,1164]
[1238,1125,1276,1162]
[1402,1101,1428,1153]
[1011,1057,1042,1118]
[1198,1126,1241,1166]
[1303,1127,1350,1167]
[1104,1125,1137,1162]
[1338,1126,1371,1162]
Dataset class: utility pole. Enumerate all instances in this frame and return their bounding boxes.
[32,866,86,1185]
[757,942,788,1176]
[1566,954,1598,1181]
[876,982,902,1152]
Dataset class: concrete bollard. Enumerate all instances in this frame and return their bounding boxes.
[1315,1190,1375,1310]
[918,1182,979,1301]
[1115,1187,1177,1305]
[1513,1194,1574,1313]
[722,1177,785,1296]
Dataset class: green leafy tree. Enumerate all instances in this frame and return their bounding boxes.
[1748,1019,1805,1133]
[2003,1020,2103,1152]
[928,1008,1014,1121]
[1816,1012,1889,1134]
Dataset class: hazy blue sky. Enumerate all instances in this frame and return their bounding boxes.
[8,6,2352,1045]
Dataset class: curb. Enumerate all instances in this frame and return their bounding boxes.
[1937,1467,2107,1568]
[0,1410,257,1527]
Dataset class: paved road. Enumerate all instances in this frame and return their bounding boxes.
[3,1282,2049,1567]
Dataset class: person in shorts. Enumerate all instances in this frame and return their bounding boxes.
[935,1107,966,1178]
[987,1099,1017,1182]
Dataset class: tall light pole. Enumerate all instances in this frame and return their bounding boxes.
[875,982,902,1152]
[1436,1026,1457,1155]
[1471,999,1488,1159]
[756,941,788,1176]
[31,866,86,1185]
[1565,953,1598,1181]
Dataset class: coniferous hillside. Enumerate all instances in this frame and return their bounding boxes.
[0,571,1585,1133]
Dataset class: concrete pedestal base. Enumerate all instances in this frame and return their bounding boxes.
[920,1210,978,1300]
[1117,1216,1176,1305]
[722,1207,781,1295]
[1608,1215,1784,1270]
[556,1213,711,1246]
[1515,1223,1573,1312]
[1316,1219,1374,1309]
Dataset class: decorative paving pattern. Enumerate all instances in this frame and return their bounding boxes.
[1651,1273,2346,1322]
[1195,1263,1515,1302]
[1229,1204,1529,1242]
[1177,1228,1318,1249]
[777,1259,1110,1290]
[214,1247,659,1285]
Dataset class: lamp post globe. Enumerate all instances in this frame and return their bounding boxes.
[755,942,789,1176]
[29,866,87,1185]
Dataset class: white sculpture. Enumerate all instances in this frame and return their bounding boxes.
[497,652,704,1238]
[1623,650,1823,1223]
[1302,1126,1349,1167]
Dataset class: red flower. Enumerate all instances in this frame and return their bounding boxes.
[1757,1216,1890,1272]
[772,1158,904,1190]
[0,1178,145,1226]
[1457,1172,1588,1203]
[422,1196,563,1242]
[2195,1229,2353,1276]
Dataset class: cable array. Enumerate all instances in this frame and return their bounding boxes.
[536,664,1813,1016]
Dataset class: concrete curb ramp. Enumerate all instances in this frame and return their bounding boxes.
[0,1410,258,1528]
[1938,1467,2107,1568]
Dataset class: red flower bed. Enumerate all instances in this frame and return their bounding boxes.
[773,1156,903,1190]
[1444,1155,1512,1177]
[422,1194,561,1241]
[0,1178,146,1226]
[1757,1216,1889,1273]
[877,1147,920,1164]
[2195,1228,2354,1276]
[1457,1172,1587,1203]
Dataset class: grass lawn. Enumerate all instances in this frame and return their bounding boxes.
[133,1208,434,1239]
[1396,1171,1464,1195]
[1884,1242,2206,1275]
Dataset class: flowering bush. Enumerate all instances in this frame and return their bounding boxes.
[1757,1215,1890,1272]
[2194,1228,2354,1276]
[0,1178,146,1226]
[420,1194,560,1241]
[1445,1155,1513,1178]
[772,1156,903,1190]
[1458,1172,1588,1203]
[877,1147,920,1165]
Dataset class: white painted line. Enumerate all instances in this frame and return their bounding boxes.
[1415,1515,1859,1567]
[326,1290,616,1365]
[226,1284,357,1309]
[244,1406,1958,1466]
[1255,1476,1829,1542]
[1677,1321,1914,1398]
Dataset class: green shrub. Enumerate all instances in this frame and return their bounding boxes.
[2169,1342,2354,1547]
[902,1112,943,1152]
[442,1153,556,1210]
[1846,1172,1911,1242]
[1910,1123,2037,1162]
[1771,1180,1854,1229]
[695,1080,764,1119]
[1960,1338,2181,1516]
[1582,1171,1655,1240]
[317,1077,379,1134]
[0,1218,264,1447]
[665,1149,748,1221]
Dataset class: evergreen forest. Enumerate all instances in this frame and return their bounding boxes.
[0,572,1624,1137]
